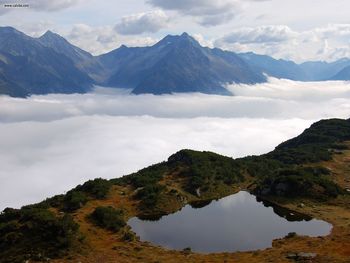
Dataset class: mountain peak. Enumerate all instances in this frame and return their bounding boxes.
[38,30,93,61]
[154,32,200,49]
[42,30,55,36]
[0,26,24,37]
[0,26,17,33]
[40,30,65,41]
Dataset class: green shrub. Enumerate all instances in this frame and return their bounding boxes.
[75,178,112,199]
[127,163,167,188]
[63,190,87,212]
[256,167,342,198]
[136,184,165,208]
[0,207,79,263]
[89,206,125,232]
[169,150,244,193]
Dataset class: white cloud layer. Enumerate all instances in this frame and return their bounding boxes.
[0,116,311,210]
[0,78,350,210]
[1,79,349,122]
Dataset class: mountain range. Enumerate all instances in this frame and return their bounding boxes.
[1,26,350,97]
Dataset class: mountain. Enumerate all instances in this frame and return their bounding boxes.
[38,30,106,81]
[331,64,350,80]
[0,27,93,97]
[299,58,350,81]
[1,118,350,262]
[100,33,266,95]
[238,52,350,81]
[1,26,350,98]
[238,52,309,80]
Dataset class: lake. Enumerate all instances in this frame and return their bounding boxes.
[128,191,332,253]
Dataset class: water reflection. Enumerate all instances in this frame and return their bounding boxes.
[128,191,332,253]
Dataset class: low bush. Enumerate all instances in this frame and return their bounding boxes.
[75,178,112,199]
[89,206,125,232]
[63,190,87,212]
[0,207,79,263]
[256,167,342,198]
[135,184,165,208]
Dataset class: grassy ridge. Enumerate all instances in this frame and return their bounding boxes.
[1,118,349,262]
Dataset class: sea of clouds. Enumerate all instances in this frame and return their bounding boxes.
[1,78,349,210]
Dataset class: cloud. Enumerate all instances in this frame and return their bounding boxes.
[226,77,350,101]
[315,24,350,40]
[214,23,350,62]
[65,23,158,55]
[0,116,311,210]
[216,25,296,45]
[192,33,214,48]
[11,20,55,37]
[147,0,242,26]
[0,78,350,210]
[1,79,349,122]
[115,10,169,35]
[146,0,269,26]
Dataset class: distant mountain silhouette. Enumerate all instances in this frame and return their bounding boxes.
[99,33,265,95]
[299,58,350,81]
[238,52,309,81]
[331,64,350,80]
[0,27,92,97]
[38,30,106,81]
[1,27,350,98]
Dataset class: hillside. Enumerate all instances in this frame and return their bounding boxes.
[331,65,350,80]
[1,118,350,262]
[0,27,93,97]
[38,31,106,82]
[238,52,309,81]
[300,59,350,81]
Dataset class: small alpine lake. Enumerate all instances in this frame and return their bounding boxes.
[128,191,332,253]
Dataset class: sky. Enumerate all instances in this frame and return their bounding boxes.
[1,0,350,62]
[0,79,350,210]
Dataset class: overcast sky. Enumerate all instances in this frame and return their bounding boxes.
[1,0,350,62]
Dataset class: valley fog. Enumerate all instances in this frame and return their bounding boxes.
[0,78,349,210]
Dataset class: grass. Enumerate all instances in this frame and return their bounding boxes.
[1,118,350,262]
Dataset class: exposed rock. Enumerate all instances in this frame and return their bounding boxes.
[286,253,298,259]
[286,252,317,261]
[196,188,201,197]
[177,194,187,204]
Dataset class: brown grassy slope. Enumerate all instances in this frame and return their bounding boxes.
[50,145,350,263]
